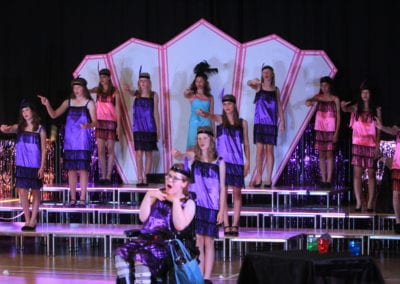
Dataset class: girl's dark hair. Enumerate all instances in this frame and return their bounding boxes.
[319,76,335,95]
[221,104,241,127]
[189,75,212,97]
[96,79,116,97]
[18,106,41,132]
[261,65,275,86]
[355,84,378,119]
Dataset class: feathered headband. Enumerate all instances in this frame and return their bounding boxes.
[193,60,218,79]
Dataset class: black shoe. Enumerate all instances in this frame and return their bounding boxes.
[367,208,374,213]
[23,225,36,231]
[264,183,272,188]
[253,182,262,188]
[354,207,362,212]
[224,226,232,236]
[230,226,239,237]
[103,179,112,185]
[394,223,400,234]
[204,280,213,284]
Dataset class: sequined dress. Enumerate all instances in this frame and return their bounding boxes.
[115,199,196,277]
[63,100,93,170]
[133,96,158,151]
[190,159,221,238]
[314,97,337,151]
[253,89,278,145]
[392,133,400,191]
[216,123,245,187]
[15,126,44,190]
[95,92,117,140]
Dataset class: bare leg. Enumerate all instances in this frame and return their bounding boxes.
[223,188,230,230]
[106,140,116,180]
[97,138,106,180]
[79,170,89,202]
[393,191,400,223]
[367,167,376,210]
[68,170,78,202]
[19,188,30,226]
[136,150,144,183]
[254,143,264,185]
[326,150,334,183]
[319,150,327,182]
[29,189,40,227]
[265,144,274,185]
[144,151,153,183]
[203,236,215,280]
[231,187,242,228]
[353,166,363,209]
[196,234,205,275]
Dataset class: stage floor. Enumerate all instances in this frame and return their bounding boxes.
[0,237,399,284]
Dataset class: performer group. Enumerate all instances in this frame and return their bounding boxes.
[1,60,400,284]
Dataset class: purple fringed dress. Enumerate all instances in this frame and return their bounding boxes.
[190,159,222,238]
[115,199,196,277]
[133,96,158,151]
[253,89,278,145]
[15,126,44,190]
[63,100,93,170]
[216,123,245,188]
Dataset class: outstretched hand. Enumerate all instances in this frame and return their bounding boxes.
[37,95,49,106]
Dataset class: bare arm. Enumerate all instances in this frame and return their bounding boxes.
[276,87,285,132]
[37,96,69,119]
[375,117,399,136]
[82,100,97,128]
[340,101,356,113]
[197,110,222,124]
[209,95,215,131]
[0,124,18,133]
[183,89,194,99]
[171,198,195,231]
[153,93,161,140]
[139,190,166,222]
[38,127,47,179]
[333,96,341,143]
[247,78,261,92]
[242,119,250,177]
[217,159,226,225]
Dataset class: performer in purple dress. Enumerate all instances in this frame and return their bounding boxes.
[1,100,46,231]
[198,94,250,237]
[174,126,225,282]
[89,68,120,185]
[38,77,97,207]
[126,72,160,186]
[305,76,341,188]
[247,65,285,188]
[114,163,196,283]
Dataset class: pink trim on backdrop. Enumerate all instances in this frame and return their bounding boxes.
[72,54,107,78]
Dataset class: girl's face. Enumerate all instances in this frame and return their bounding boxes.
[165,170,187,195]
[21,107,33,122]
[138,78,150,89]
[195,76,205,89]
[262,68,274,81]
[222,101,235,114]
[320,82,331,94]
[361,89,370,102]
[99,75,110,85]
[73,85,84,96]
[197,133,211,150]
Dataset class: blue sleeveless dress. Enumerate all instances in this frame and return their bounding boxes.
[187,97,211,150]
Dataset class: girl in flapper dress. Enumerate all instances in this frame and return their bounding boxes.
[198,94,250,237]
[114,163,197,283]
[375,117,400,233]
[0,100,46,231]
[89,68,120,185]
[305,76,341,188]
[173,126,226,282]
[341,81,381,212]
[184,61,218,151]
[126,72,160,186]
[38,77,97,207]
[247,65,285,188]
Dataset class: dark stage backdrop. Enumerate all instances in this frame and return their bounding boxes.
[1,0,399,133]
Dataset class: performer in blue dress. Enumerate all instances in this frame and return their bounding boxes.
[184,61,218,150]
[38,77,97,206]
[126,72,160,186]
[198,94,250,236]
[1,100,46,231]
[247,65,285,188]
[114,163,196,283]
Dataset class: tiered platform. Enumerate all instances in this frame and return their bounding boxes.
[0,184,398,260]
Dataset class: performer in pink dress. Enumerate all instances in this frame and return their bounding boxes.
[341,81,381,212]
[375,118,400,233]
[305,76,341,188]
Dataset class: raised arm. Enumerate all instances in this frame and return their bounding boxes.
[247,78,261,91]
[375,116,399,136]
[340,101,356,113]
[0,124,18,134]
[37,95,69,119]
[139,190,165,222]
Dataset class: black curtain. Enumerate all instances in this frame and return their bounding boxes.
[1,0,399,134]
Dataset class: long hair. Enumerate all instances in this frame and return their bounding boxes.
[18,107,41,132]
[135,78,153,98]
[355,86,378,119]
[261,65,275,86]
[70,86,92,100]
[194,126,218,162]
[221,105,241,128]
[318,76,335,95]
[189,74,212,97]
[96,79,116,97]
